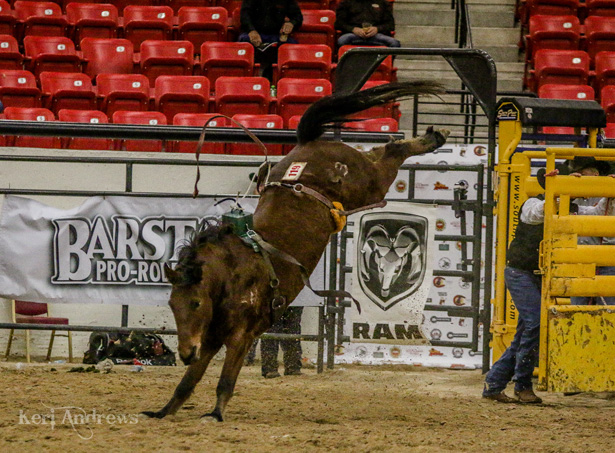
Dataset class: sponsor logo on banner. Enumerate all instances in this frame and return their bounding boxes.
[432,276,445,288]
[357,212,428,311]
[51,215,201,285]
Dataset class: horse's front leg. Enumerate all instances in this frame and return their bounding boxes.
[201,334,253,422]
[142,344,220,419]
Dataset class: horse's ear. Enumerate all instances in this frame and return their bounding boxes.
[164,263,181,285]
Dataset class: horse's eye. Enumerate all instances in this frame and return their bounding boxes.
[189,300,201,310]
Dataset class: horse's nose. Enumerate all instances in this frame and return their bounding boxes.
[180,346,198,365]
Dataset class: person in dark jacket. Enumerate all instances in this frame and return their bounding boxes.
[335,0,400,48]
[483,165,587,404]
[238,0,303,80]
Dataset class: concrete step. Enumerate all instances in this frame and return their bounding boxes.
[395,3,514,28]
[395,25,518,47]
[394,58,523,91]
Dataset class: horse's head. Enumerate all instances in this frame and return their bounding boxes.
[165,263,212,365]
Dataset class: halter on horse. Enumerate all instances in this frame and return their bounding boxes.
[142,80,449,422]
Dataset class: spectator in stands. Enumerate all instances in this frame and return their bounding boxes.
[483,164,593,404]
[238,0,303,80]
[569,156,615,305]
[335,0,400,48]
[261,306,303,378]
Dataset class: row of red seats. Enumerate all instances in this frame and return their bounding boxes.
[0,107,398,153]
[519,0,615,24]
[0,72,399,126]
[0,35,396,87]
[0,0,335,15]
[526,49,615,95]
[537,83,615,138]
[526,14,615,63]
[524,14,615,89]
[0,3,338,51]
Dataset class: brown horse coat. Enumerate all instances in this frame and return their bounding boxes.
[144,81,449,422]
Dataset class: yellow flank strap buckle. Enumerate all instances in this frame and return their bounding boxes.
[330,201,346,234]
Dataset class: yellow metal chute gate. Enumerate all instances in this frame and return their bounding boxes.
[494,97,615,393]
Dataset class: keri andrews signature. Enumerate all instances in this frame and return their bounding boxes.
[18,403,139,440]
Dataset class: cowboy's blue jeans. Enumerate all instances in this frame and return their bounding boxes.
[484,266,541,395]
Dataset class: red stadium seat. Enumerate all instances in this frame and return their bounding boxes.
[24,36,82,77]
[57,109,112,150]
[4,107,61,148]
[337,45,397,82]
[343,117,399,133]
[217,0,243,16]
[0,70,42,108]
[96,73,150,118]
[539,83,595,133]
[228,114,284,155]
[603,122,615,138]
[293,10,336,50]
[139,40,194,85]
[0,1,16,36]
[170,0,215,14]
[297,0,330,10]
[0,35,24,71]
[123,5,174,49]
[524,0,579,18]
[595,51,615,95]
[200,42,254,90]
[601,85,615,123]
[40,72,97,113]
[14,1,69,40]
[66,3,119,45]
[532,49,589,91]
[276,77,331,127]
[274,44,332,84]
[81,38,135,79]
[586,0,615,17]
[527,15,580,62]
[584,16,615,64]
[177,7,228,51]
[155,75,210,122]
[214,76,271,118]
[172,113,228,154]
[112,110,167,152]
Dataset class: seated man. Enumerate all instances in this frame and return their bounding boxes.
[238,0,303,80]
[335,0,401,48]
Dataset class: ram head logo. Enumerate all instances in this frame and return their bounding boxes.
[357,213,428,311]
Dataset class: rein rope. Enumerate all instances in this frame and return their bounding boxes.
[192,114,270,198]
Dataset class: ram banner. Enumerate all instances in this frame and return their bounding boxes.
[348,201,436,345]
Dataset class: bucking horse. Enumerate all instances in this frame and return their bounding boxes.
[143,81,449,422]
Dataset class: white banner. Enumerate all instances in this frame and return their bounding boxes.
[0,195,256,305]
[348,201,437,345]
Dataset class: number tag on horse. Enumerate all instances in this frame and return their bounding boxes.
[282,162,307,181]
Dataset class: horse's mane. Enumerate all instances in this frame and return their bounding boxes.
[296,81,444,145]
[173,219,234,286]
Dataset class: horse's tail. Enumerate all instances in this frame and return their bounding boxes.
[296,81,444,145]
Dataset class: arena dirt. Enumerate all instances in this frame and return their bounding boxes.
[1,361,614,452]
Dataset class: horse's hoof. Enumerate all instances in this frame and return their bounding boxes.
[141,411,166,419]
[200,412,223,423]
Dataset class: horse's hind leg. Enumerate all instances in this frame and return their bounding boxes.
[142,344,221,419]
[201,334,253,422]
